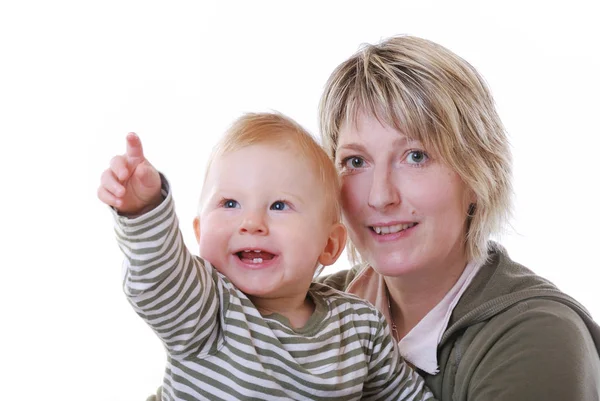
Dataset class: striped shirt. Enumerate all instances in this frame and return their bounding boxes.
[112,185,434,401]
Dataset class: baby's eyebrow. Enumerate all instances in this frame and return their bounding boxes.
[279,191,305,205]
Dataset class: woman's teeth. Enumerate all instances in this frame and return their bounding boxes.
[372,223,416,235]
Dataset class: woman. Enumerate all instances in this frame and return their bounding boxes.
[317,35,600,400]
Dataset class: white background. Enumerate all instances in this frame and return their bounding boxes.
[1,1,598,399]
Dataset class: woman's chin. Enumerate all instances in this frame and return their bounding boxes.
[368,254,422,277]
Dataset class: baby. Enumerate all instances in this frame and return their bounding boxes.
[99,112,434,400]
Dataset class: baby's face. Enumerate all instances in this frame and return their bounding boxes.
[197,144,335,300]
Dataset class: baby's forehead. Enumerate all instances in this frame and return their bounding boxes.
[223,140,300,157]
[207,143,318,182]
[220,142,319,168]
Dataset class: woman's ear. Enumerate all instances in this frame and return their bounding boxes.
[464,188,477,216]
[193,216,201,244]
[318,223,347,266]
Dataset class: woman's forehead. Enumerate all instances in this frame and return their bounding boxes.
[337,113,419,146]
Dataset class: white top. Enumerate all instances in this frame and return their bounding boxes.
[398,260,482,374]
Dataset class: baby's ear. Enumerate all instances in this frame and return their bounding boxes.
[193,216,201,244]
[318,223,347,266]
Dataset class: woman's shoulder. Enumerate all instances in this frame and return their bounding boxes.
[472,296,599,346]
[453,242,581,320]
[439,242,600,399]
[443,297,600,401]
[450,242,598,330]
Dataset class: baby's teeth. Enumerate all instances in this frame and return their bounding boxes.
[252,258,263,263]
[254,250,261,253]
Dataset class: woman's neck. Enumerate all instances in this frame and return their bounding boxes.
[384,253,468,339]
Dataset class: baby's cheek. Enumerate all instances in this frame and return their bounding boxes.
[198,244,215,264]
[197,231,223,265]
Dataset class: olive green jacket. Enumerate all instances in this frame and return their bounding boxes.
[319,242,600,400]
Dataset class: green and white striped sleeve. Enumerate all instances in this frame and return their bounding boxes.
[112,179,221,357]
[363,314,436,401]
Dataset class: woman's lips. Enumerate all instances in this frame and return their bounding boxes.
[368,222,418,241]
[370,222,418,235]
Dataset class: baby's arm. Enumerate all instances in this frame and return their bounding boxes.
[362,315,435,401]
[99,134,221,357]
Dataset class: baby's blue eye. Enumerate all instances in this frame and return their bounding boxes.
[223,199,238,208]
[270,201,288,211]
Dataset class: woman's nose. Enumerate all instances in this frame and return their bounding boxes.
[368,166,400,210]
[239,210,268,235]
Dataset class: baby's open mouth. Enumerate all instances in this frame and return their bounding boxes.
[370,222,417,235]
[236,250,276,264]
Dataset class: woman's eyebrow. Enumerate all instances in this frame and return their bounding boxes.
[337,136,412,154]
[336,143,366,153]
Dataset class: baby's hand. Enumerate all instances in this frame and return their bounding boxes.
[97,133,163,217]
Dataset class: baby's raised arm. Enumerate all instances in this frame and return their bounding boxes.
[97,132,163,217]
[100,134,223,357]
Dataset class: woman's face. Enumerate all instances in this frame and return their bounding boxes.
[336,113,473,277]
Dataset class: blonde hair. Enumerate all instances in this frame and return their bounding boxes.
[319,35,512,264]
[200,112,342,223]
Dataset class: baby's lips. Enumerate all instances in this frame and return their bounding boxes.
[238,250,275,260]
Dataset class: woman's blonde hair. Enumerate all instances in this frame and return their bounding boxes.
[200,112,342,223]
[319,35,512,264]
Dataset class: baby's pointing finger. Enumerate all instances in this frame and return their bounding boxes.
[126,132,145,163]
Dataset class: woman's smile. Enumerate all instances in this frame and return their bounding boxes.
[368,222,419,242]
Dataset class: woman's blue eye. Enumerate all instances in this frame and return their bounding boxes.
[270,201,288,211]
[406,150,428,164]
[344,156,365,169]
[223,199,238,208]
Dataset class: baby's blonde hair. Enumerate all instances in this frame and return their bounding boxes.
[200,112,341,223]
[319,35,512,264]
